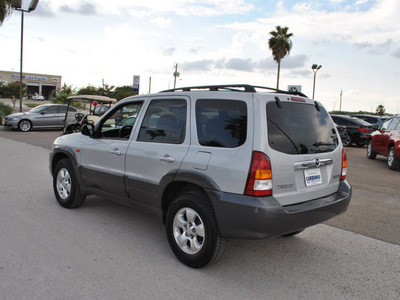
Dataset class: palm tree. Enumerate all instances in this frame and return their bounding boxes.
[0,0,14,24]
[268,26,293,89]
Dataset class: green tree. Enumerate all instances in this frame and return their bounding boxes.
[268,26,293,89]
[98,83,115,98]
[113,85,137,100]
[77,85,100,95]
[60,83,76,95]
[0,81,26,98]
[376,105,386,116]
[0,0,14,24]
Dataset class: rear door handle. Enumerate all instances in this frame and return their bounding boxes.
[160,155,175,163]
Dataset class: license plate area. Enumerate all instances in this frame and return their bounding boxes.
[304,168,322,187]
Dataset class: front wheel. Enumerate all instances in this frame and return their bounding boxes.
[18,120,32,132]
[367,140,377,159]
[387,146,400,170]
[53,158,86,208]
[166,190,227,268]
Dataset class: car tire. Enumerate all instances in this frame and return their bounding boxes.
[387,146,400,170]
[367,140,377,159]
[166,190,227,268]
[342,132,352,147]
[282,229,304,237]
[18,120,32,132]
[53,158,86,208]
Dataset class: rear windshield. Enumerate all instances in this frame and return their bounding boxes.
[267,101,338,154]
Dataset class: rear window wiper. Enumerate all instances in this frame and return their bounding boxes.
[313,142,336,147]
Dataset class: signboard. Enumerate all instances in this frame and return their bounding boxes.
[288,85,302,93]
[11,74,47,81]
[133,75,140,93]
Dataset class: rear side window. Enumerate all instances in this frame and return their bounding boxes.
[196,99,247,148]
[267,101,338,154]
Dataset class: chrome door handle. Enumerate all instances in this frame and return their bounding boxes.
[160,155,175,163]
[110,148,123,156]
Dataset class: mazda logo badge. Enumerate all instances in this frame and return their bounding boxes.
[315,158,320,167]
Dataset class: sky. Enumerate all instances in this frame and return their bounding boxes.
[1,0,400,113]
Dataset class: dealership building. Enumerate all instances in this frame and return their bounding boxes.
[0,70,62,100]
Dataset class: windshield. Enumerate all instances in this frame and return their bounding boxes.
[267,101,339,154]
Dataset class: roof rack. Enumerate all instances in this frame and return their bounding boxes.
[160,84,308,97]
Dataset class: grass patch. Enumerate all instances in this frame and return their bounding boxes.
[25,103,41,108]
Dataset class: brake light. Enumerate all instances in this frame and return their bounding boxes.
[340,148,347,181]
[245,152,272,196]
[358,127,369,133]
[290,97,306,102]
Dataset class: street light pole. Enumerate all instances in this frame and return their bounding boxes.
[12,0,40,112]
[311,64,322,99]
[18,9,24,112]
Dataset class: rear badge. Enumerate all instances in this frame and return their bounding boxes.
[277,184,294,189]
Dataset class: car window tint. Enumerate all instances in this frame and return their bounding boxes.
[388,118,400,130]
[137,99,186,144]
[396,120,400,130]
[331,116,344,125]
[381,119,393,130]
[99,102,143,139]
[45,106,58,114]
[268,102,338,154]
[196,99,247,148]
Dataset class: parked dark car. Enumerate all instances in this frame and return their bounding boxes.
[331,115,374,147]
[367,116,400,170]
[335,124,348,143]
[350,114,386,130]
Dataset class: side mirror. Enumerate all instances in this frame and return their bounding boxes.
[81,124,94,137]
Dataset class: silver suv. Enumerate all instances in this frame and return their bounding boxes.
[49,85,352,268]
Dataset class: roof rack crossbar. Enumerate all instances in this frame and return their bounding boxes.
[160,84,308,97]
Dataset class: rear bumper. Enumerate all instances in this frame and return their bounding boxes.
[207,180,352,239]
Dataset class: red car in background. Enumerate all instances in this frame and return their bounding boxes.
[367,116,400,170]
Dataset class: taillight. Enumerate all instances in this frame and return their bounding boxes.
[244,152,272,196]
[340,148,347,181]
[358,127,369,133]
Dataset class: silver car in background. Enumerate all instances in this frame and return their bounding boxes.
[4,104,82,132]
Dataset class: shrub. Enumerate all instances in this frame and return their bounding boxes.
[0,101,13,117]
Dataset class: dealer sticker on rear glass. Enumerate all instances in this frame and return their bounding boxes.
[304,168,322,187]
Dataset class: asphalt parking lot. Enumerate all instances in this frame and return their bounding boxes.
[0,128,399,299]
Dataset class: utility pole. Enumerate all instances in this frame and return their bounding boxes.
[12,0,40,112]
[173,63,180,89]
[339,90,343,112]
[148,77,151,94]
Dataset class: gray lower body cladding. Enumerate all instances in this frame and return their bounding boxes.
[208,180,352,239]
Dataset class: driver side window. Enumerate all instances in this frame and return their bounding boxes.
[99,102,143,139]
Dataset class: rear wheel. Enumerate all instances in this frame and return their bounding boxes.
[18,120,32,132]
[53,158,86,208]
[166,190,227,268]
[342,132,352,147]
[367,140,377,159]
[387,146,400,170]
